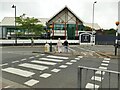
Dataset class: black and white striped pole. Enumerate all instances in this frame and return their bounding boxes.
[115,21,119,56]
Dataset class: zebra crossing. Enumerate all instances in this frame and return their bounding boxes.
[85,57,111,89]
[2,53,83,87]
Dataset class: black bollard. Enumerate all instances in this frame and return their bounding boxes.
[50,40,52,52]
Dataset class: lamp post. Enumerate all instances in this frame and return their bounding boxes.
[92,1,97,45]
[12,5,17,45]
[115,21,119,56]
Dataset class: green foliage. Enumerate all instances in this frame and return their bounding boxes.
[103,28,116,35]
[84,26,92,31]
[16,14,44,36]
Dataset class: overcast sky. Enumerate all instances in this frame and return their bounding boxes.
[0,0,120,29]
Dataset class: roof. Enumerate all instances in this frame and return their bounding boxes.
[1,17,15,26]
[37,18,49,26]
[84,23,101,30]
[47,6,84,23]
[0,17,49,26]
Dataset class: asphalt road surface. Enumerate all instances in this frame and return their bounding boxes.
[0,45,119,89]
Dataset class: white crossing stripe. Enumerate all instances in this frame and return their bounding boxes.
[59,65,68,68]
[2,67,35,77]
[35,55,40,57]
[12,61,19,63]
[101,63,109,66]
[91,76,104,82]
[40,54,45,56]
[75,58,80,60]
[86,83,99,88]
[66,62,73,65]
[51,69,61,73]
[95,71,105,75]
[47,55,68,59]
[31,60,57,65]
[70,60,77,62]
[21,58,27,61]
[1,63,8,66]
[78,56,83,58]
[24,79,39,86]
[19,63,48,70]
[29,57,34,59]
[99,66,107,70]
[40,73,51,78]
[102,60,110,63]
[40,58,63,62]
[104,58,110,60]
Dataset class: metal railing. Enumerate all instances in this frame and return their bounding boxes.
[78,66,120,89]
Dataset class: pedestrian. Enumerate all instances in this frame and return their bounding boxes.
[57,38,62,53]
[64,39,69,52]
[31,37,34,47]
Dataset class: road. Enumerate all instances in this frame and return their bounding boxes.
[0,45,119,89]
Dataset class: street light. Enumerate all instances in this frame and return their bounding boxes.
[12,5,17,45]
[115,21,119,56]
[92,1,97,45]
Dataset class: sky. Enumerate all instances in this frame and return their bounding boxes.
[0,0,120,29]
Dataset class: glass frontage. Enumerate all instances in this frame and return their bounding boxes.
[54,24,64,30]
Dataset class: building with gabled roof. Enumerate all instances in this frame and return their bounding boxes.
[0,6,101,39]
[46,6,100,39]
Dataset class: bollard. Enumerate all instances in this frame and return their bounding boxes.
[50,40,52,52]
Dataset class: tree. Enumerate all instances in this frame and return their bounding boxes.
[16,14,44,37]
[103,28,116,35]
[84,26,92,31]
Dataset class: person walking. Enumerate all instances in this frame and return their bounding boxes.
[57,38,62,53]
[31,37,34,47]
[64,39,69,52]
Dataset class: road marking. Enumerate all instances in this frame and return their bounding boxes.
[24,79,39,86]
[66,62,73,65]
[95,71,105,75]
[85,83,99,88]
[104,58,110,61]
[4,86,11,88]
[70,60,77,62]
[21,58,27,61]
[99,66,107,70]
[2,67,35,77]
[78,56,83,58]
[40,58,63,62]
[102,60,110,63]
[40,54,45,56]
[29,57,34,59]
[59,65,68,68]
[89,53,93,56]
[47,55,68,59]
[91,76,104,82]
[19,63,49,70]
[12,61,19,63]
[51,69,61,73]
[81,52,87,56]
[35,55,40,57]
[1,63,8,66]
[75,58,80,60]
[101,63,109,66]
[31,60,57,66]
[40,73,51,78]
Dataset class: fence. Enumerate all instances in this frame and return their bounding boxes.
[78,66,120,89]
